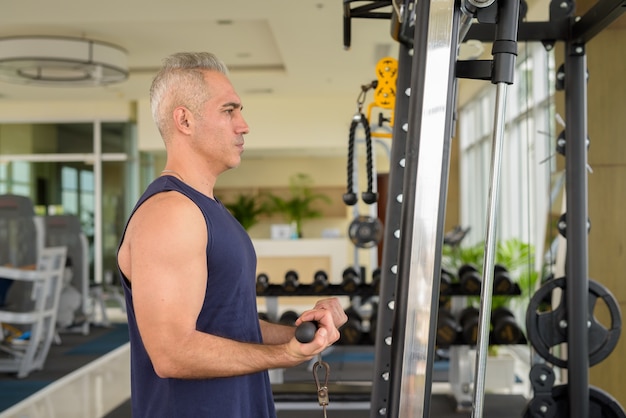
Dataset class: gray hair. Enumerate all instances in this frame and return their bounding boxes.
[150,52,229,138]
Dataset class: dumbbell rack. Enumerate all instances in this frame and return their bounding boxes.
[446,296,525,409]
[257,272,379,394]
[257,274,378,325]
[259,283,376,298]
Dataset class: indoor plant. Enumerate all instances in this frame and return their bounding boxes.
[224,193,273,231]
[265,173,331,238]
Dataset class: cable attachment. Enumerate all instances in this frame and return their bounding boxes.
[313,360,331,417]
[355,80,378,114]
[343,81,378,206]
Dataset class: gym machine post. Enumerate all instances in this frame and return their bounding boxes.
[343,0,625,417]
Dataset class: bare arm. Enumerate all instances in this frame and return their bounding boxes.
[119,192,340,379]
[259,320,296,345]
[259,298,349,345]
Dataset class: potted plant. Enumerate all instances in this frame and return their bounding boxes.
[265,173,331,238]
[224,193,272,231]
[442,237,539,309]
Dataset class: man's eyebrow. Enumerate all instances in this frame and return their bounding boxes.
[221,101,242,109]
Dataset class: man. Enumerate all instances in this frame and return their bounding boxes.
[117,52,347,417]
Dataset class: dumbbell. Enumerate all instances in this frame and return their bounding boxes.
[282,270,299,293]
[339,307,363,345]
[312,270,329,293]
[279,310,299,326]
[491,306,523,344]
[440,268,454,295]
[493,264,514,294]
[367,302,378,345]
[439,268,454,305]
[458,306,480,345]
[256,273,270,295]
[459,264,481,294]
[341,267,361,293]
[437,309,460,348]
[371,267,381,294]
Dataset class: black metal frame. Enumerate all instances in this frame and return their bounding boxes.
[343,0,625,416]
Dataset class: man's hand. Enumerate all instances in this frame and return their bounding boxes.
[311,297,348,329]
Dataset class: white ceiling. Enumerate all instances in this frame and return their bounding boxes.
[0,0,399,102]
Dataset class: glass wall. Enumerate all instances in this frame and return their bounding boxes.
[0,121,137,284]
[458,43,556,270]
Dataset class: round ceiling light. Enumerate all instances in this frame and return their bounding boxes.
[0,36,128,86]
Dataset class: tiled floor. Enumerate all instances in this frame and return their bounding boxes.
[0,343,131,418]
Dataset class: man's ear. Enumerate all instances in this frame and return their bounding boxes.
[173,107,192,133]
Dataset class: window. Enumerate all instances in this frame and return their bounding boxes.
[0,121,137,283]
[458,44,556,258]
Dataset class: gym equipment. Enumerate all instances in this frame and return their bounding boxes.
[491,306,523,344]
[493,264,515,294]
[312,270,329,293]
[528,363,556,393]
[525,363,558,418]
[367,301,379,344]
[258,312,269,321]
[343,83,378,207]
[436,309,460,347]
[439,268,454,295]
[0,247,67,378]
[523,385,626,418]
[282,270,300,293]
[526,276,621,368]
[343,0,626,415]
[295,321,318,343]
[339,307,363,345]
[279,310,299,326]
[348,215,383,249]
[458,306,480,345]
[312,270,329,291]
[458,263,517,295]
[461,0,523,413]
[459,264,482,294]
[44,214,91,334]
[256,273,269,295]
[341,267,362,293]
[556,212,592,238]
[343,81,385,258]
[371,267,381,294]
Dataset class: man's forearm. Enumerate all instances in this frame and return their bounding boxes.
[259,319,296,344]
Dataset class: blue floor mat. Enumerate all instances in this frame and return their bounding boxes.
[0,380,51,411]
[65,323,129,355]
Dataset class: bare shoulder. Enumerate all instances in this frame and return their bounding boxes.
[130,191,201,231]
[119,191,206,277]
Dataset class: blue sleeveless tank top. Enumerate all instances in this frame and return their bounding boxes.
[118,176,275,418]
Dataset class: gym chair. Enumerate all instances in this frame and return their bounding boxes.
[44,214,91,334]
[0,246,67,378]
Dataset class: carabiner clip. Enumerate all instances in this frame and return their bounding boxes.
[313,360,330,406]
[355,80,378,115]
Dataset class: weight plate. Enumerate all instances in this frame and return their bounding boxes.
[348,215,383,249]
[526,276,622,368]
[551,385,625,418]
[528,363,555,393]
[523,385,626,418]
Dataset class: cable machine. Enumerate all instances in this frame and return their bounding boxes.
[343,0,625,417]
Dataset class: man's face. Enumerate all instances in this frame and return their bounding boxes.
[191,71,249,174]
